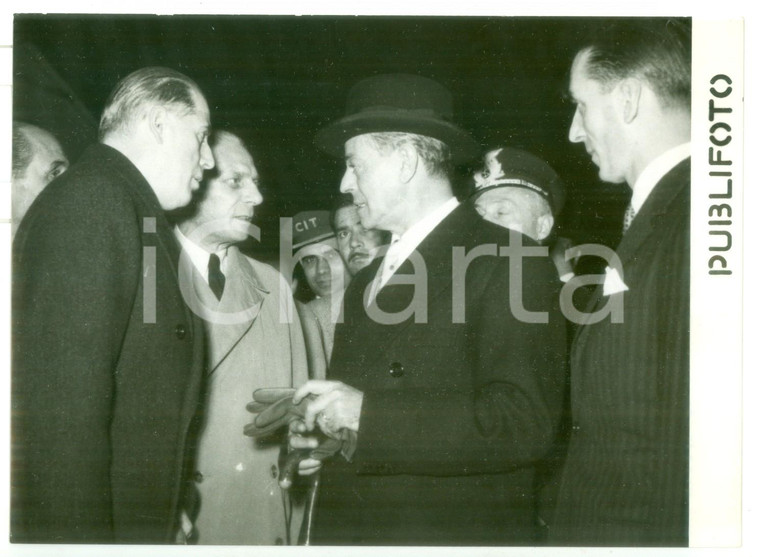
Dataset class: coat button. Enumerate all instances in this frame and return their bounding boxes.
[194,471,203,483]
[270,464,278,478]
[175,324,187,339]
[389,362,404,378]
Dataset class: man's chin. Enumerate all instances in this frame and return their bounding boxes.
[230,219,252,234]
[162,193,193,211]
[597,167,627,185]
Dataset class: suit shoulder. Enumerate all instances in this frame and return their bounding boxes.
[29,156,139,222]
[447,202,529,248]
[242,254,293,293]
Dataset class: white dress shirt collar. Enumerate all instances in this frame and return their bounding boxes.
[630,142,690,214]
[174,225,229,284]
[378,196,459,290]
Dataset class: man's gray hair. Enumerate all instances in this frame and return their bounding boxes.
[367,132,452,178]
[98,67,204,141]
[12,121,34,180]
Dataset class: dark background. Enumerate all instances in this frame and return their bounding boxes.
[13,15,680,262]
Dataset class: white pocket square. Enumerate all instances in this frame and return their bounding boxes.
[603,266,629,296]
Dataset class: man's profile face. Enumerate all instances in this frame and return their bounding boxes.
[340,134,405,232]
[567,50,628,185]
[333,204,386,276]
[12,126,69,227]
[473,187,546,241]
[299,238,349,298]
[156,89,215,210]
[190,134,263,246]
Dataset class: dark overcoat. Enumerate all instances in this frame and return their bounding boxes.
[311,203,567,545]
[550,159,690,546]
[11,143,206,543]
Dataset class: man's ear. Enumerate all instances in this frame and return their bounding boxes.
[397,143,419,184]
[535,214,554,241]
[146,105,168,144]
[618,77,643,124]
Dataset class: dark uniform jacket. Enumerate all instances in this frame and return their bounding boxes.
[311,202,567,545]
[12,143,206,543]
[550,159,690,546]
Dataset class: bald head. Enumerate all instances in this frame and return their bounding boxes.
[12,122,69,235]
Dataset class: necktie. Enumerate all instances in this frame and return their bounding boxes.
[367,239,399,306]
[622,203,636,233]
[208,253,226,300]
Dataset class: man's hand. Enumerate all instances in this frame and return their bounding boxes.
[288,420,323,476]
[293,380,363,437]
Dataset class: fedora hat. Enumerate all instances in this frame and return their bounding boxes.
[315,73,480,163]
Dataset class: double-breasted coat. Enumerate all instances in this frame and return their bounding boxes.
[311,203,567,545]
[11,143,206,543]
[184,246,309,544]
[550,159,690,546]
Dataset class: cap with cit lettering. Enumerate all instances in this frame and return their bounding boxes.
[470,147,565,216]
[292,210,335,250]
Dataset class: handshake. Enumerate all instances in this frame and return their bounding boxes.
[244,382,362,488]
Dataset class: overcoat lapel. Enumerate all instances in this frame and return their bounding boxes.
[203,247,265,374]
[368,204,472,346]
[107,145,198,334]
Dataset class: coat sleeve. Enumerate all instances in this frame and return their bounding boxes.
[354,251,567,476]
[285,294,313,387]
[295,301,328,380]
[12,181,142,542]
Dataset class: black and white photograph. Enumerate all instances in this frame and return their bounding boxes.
[1,3,750,556]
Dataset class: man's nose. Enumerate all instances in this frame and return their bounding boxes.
[243,181,264,206]
[315,257,331,275]
[200,139,215,169]
[568,108,585,144]
[339,170,355,194]
[349,231,363,248]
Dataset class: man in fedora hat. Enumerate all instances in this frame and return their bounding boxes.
[283,74,567,545]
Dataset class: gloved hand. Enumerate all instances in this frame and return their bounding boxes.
[244,388,357,489]
[244,389,313,437]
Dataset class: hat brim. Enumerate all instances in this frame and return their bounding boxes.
[469,182,562,216]
[315,111,481,164]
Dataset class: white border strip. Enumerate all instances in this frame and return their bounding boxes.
[690,17,744,548]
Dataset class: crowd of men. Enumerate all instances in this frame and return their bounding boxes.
[10,19,691,547]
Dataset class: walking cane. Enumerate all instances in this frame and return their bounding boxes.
[299,472,320,545]
[279,448,320,545]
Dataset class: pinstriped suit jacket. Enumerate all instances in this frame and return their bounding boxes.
[550,159,690,546]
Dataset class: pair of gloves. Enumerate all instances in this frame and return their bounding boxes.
[244,388,357,488]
